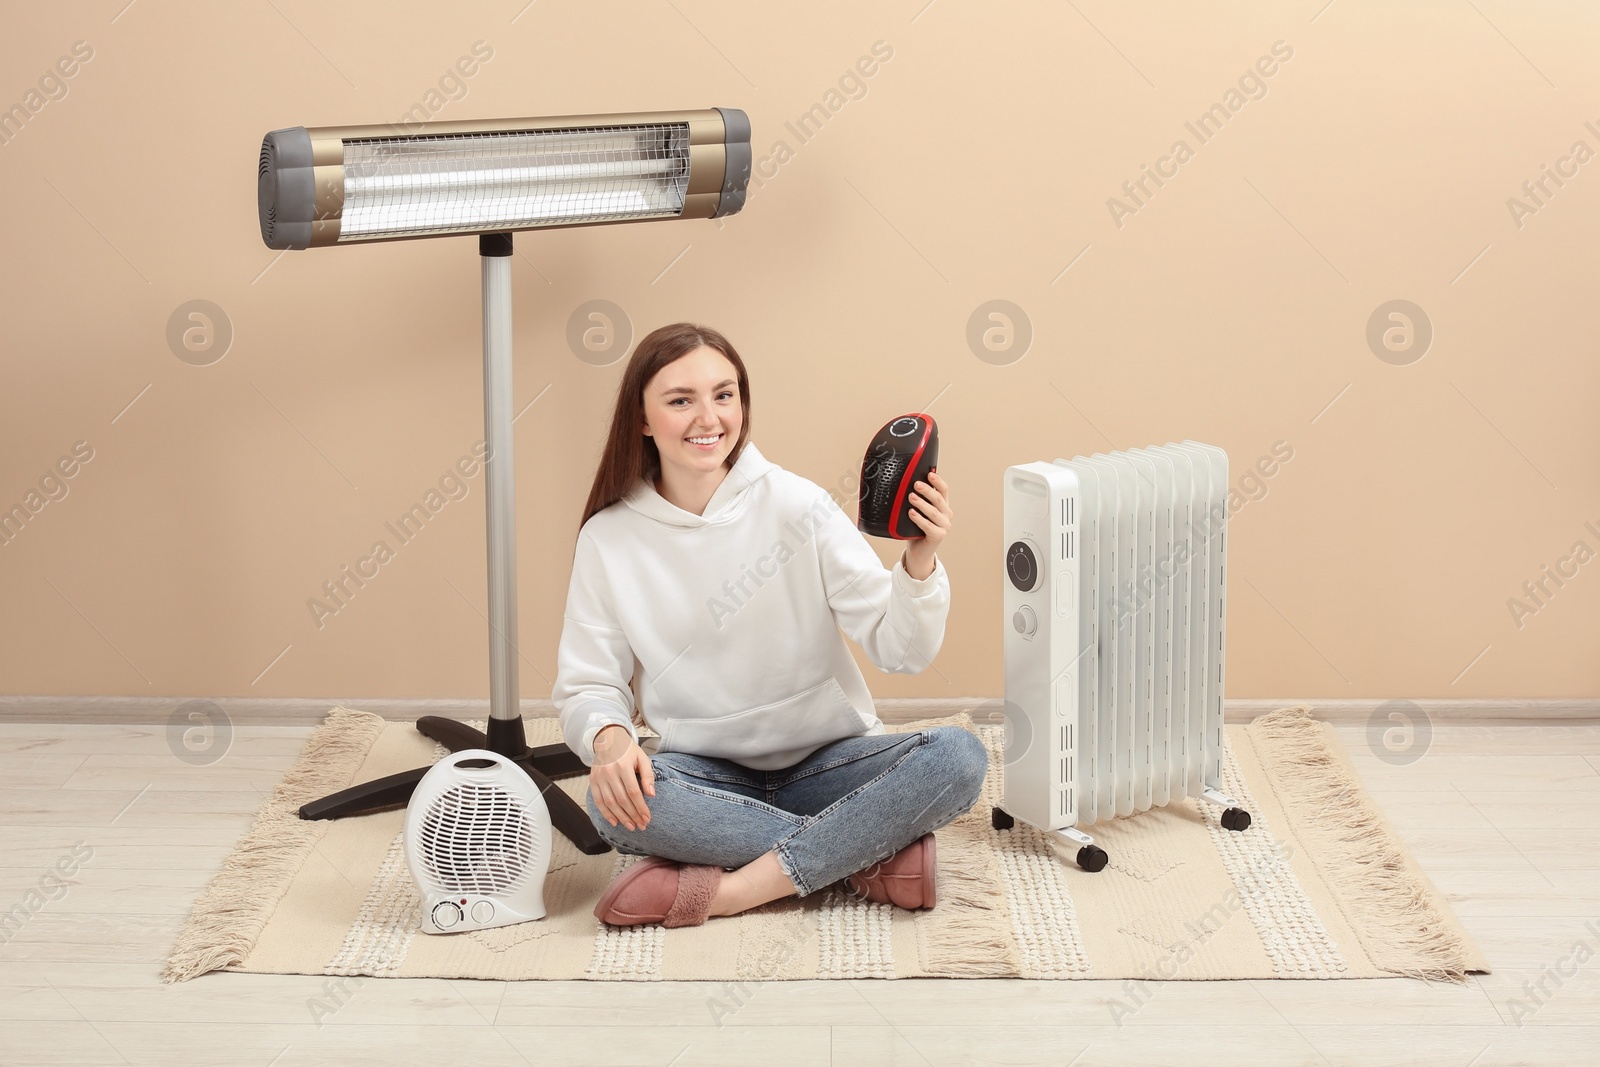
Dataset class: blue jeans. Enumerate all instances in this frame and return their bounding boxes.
[584,725,989,897]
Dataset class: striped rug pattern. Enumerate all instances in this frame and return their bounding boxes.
[164,706,1487,983]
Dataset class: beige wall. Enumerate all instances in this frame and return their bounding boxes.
[0,1,1595,707]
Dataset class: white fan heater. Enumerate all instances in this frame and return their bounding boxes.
[404,749,553,933]
[994,440,1252,872]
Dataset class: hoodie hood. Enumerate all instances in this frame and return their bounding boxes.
[621,440,779,528]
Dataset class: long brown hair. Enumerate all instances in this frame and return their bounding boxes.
[578,322,752,531]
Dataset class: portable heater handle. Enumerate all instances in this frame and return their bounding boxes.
[437,748,515,779]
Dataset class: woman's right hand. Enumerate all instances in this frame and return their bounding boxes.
[590,724,656,832]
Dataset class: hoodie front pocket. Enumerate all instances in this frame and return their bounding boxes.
[658,677,867,763]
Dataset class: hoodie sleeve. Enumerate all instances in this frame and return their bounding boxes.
[812,489,951,674]
[551,529,642,767]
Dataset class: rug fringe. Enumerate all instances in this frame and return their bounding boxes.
[161,706,387,983]
[900,711,1023,978]
[1246,704,1475,983]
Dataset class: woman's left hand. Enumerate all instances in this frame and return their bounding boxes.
[904,470,952,581]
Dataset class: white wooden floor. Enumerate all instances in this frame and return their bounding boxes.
[2,719,1597,1067]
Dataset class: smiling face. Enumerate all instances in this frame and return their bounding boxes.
[641,345,744,485]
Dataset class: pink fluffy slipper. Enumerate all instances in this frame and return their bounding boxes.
[842,831,938,909]
[593,855,724,928]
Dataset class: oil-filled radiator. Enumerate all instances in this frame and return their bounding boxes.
[995,441,1252,871]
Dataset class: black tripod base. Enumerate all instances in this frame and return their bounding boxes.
[295,715,612,856]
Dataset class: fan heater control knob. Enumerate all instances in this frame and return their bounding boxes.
[471,900,495,924]
[432,901,463,930]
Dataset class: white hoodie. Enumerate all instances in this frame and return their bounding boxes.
[552,441,950,770]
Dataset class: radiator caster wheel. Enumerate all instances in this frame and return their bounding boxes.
[1076,845,1108,872]
[1221,807,1251,832]
[991,806,1014,831]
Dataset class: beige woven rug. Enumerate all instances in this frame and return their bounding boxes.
[164,705,1487,983]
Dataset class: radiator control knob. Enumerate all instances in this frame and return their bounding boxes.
[1006,540,1040,591]
[1012,605,1038,636]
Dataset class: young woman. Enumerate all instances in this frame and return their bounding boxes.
[552,322,989,928]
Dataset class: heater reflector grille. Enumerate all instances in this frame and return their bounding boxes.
[340,123,692,240]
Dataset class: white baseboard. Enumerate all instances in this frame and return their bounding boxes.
[1,694,1595,727]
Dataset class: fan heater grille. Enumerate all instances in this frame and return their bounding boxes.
[863,452,910,517]
[417,782,538,896]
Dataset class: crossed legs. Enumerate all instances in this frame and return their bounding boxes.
[585,726,989,915]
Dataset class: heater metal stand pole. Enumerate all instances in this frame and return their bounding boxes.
[479,231,525,756]
[295,232,609,854]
